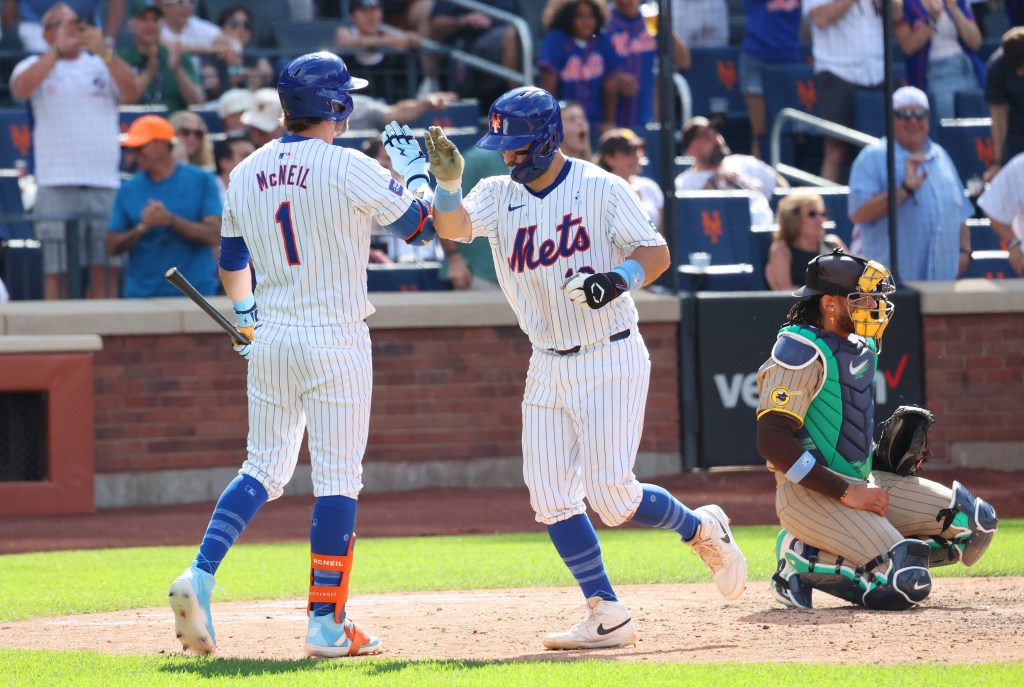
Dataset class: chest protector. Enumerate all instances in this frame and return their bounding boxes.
[780,325,877,479]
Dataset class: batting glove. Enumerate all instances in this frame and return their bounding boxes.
[562,271,628,310]
[382,121,430,194]
[233,297,258,360]
[423,125,464,192]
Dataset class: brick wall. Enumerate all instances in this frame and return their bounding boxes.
[91,323,681,474]
[923,313,1024,463]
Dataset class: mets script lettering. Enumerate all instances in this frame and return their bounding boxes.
[508,214,591,272]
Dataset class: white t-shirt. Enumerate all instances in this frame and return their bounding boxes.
[978,153,1024,240]
[10,52,121,188]
[674,155,777,228]
[803,0,884,86]
[161,17,222,50]
[630,174,664,228]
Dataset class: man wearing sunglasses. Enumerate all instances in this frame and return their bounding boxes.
[848,86,973,281]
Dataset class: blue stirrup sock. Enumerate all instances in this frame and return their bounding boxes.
[546,514,617,602]
[631,484,701,542]
[194,474,269,575]
[310,495,359,618]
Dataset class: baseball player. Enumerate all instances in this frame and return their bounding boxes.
[756,250,998,610]
[167,52,434,657]
[421,86,747,650]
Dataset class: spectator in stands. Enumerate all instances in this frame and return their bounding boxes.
[169,109,213,171]
[849,86,972,280]
[346,89,458,130]
[336,0,421,103]
[10,3,139,299]
[977,151,1024,275]
[107,114,221,298]
[203,5,272,98]
[675,115,783,228]
[3,0,125,54]
[427,0,520,105]
[241,87,284,147]
[159,0,240,74]
[765,192,848,290]
[119,0,204,112]
[597,127,663,231]
[608,0,690,130]
[983,27,1024,182]
[558,99,593,160]
[217,87,252,136]
[895,0,985,121]
[739,0,802,160]
[805,0,885,182]
[439,144,504,289]
[539,0,632,133]
[212,133,253,203]
[671,0,728,48]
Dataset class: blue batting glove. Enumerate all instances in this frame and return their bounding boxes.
[382,121,429,194]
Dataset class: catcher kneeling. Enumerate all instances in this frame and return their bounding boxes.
[755,249,997,610]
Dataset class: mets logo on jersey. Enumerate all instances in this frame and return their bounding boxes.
[490,112,502,134]
[770,386,794,407]
[507,214,591,273]
[388,178,404,197]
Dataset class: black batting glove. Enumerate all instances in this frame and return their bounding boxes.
[561,271,628,310]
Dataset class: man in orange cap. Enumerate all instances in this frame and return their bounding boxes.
[106,114,222,297]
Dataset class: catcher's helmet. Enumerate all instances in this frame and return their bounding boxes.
[278,52,367,123]
[477,86,563,183]
[794,248,896,341]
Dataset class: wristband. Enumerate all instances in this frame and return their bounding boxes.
[233,294,256,314]
[433,186,463,213]
[611,259,646,291]
[437,177,462,193]
[901,181,915,197]
[784,451,816,484]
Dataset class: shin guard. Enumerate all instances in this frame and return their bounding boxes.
[308,534,356,624]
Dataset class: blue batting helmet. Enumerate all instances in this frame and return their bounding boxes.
[277,52,368,123]
[477,87,563,184]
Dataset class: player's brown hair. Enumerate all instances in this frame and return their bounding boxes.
[283,116,323,133]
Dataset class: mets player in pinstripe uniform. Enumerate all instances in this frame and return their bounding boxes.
[422,86,747,650]
[167,52,435,657]
[756,250,997,610]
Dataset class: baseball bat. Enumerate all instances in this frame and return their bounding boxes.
[164,267,251,347]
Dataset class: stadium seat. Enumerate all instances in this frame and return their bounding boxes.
[954,91,988,119]
[405,100,481,130]
[674,191,763,289]
[937,119,994,184]
[762,63,818,126]
[0,238,44,300]
[367,262,451,291]
[0,107,31,171]
[968,218,1003,251]
[274,20,339,55]
[961,250,1017,279]
[684,47,745,118]
[0,171,34,240]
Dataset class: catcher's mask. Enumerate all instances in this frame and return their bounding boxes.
[794,248,896,344]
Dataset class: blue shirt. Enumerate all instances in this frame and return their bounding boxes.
[539,28,623,126]
[109,163,222,298]
[740,0,802,64]
[608,9,657,128]
[849,138,972,281]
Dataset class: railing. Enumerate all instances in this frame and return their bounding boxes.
[770,108,879,187]
[673,72,692,127]
[409,0,535,86]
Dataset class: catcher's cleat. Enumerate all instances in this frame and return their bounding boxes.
[771,531,813,609]
[542,596,637,650]
[304,614,382,657]
[689,504,747,600]
[168,564,217,655]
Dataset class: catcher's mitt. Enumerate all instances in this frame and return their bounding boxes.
[874,405,935,476]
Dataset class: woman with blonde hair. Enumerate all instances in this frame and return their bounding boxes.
[169,110,215,172]
[765,192,848,291]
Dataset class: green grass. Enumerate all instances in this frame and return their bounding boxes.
[1,521,1021,624]
[1,650,1023,687]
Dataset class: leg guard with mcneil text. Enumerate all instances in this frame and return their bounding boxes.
[937,481,997,567]
[785,538,932,610]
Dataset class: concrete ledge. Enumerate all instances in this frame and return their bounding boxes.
[950,442,1024,471]
[94,452,682,508]
[911,279,1024,315]
[0,334,102,353]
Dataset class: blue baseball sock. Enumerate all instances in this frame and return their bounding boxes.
[631,484,700,542]
[546,514,617,602]
[310,495,358,618]
[194,474,268,575]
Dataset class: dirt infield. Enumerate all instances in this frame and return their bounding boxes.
[2,579,1023,663]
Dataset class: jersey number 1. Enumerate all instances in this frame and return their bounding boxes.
[276,201,301,266]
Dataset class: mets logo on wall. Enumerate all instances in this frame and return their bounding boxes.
[770,386,793,407]
[490,112,502,134]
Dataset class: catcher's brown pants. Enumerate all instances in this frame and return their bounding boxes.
[775,471,955,566]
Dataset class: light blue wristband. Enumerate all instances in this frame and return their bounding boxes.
[784,451,816,483]
[611,259,646,291]
[433,186,463,213]
[233,294,256,313]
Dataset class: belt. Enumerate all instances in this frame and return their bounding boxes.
[550,329,631,356]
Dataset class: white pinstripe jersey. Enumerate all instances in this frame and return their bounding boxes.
[222,135,415,326]
[462,158,667,350]
[978,153,1024,239]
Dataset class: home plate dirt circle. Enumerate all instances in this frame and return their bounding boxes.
[2,579,1023,663]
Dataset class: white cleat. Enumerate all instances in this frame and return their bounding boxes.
[690,504,748,600]
[168,564,217,655]
[542,596,638,650]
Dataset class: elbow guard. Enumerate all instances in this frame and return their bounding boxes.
[218,236,251,270]
[383,197,436,246]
